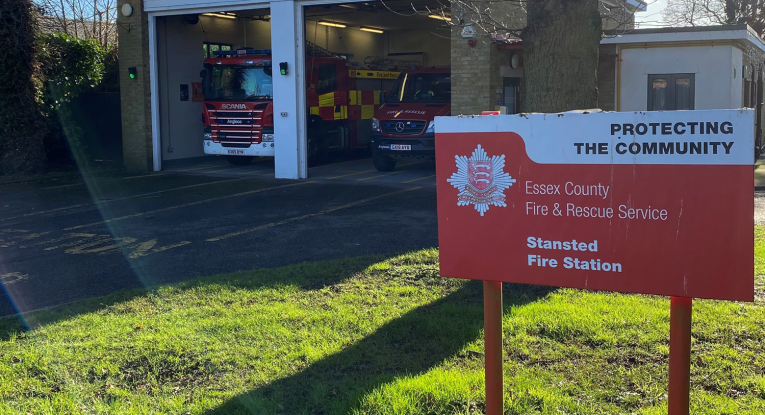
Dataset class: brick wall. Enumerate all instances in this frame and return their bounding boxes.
[450,2,526,115]
[117,0,153,172]
[490,47,512,111]
[450,27,494,115]
[451,37,524,114]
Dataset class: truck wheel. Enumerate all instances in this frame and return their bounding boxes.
[307,120,328,167]
[226,156,254,165]
[372,151,396,172]
[307,137,328,167]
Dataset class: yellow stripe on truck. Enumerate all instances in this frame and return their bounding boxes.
[349,70,400,79]
[335,106,348,120]
[349,91,361,106]
[318,92,335,107]
[361,105,375,119]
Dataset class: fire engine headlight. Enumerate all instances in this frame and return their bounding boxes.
[204,133,212,140]
[425,120,435,134]
[262,134,274,142]
[372,118,380,132]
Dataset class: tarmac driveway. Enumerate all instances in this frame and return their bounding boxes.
[0,165,437,317]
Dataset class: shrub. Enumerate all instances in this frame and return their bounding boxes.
[38,33,105,107]
[37,33,106,165]
[0,0,48,174]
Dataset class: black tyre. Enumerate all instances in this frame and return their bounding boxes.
[226,156,254,165]
[307,119,328,167]
[372,151,396,172]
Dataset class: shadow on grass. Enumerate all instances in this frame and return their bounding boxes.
[206,281,555,415]
[0,254,391,342]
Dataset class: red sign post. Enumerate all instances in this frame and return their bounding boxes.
[435,110,754,414]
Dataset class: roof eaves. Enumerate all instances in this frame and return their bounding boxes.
[601,24,765,53]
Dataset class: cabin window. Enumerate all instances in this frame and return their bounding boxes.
[316,64,338,95]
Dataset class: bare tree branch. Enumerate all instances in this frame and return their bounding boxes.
[664,0,765,33]
[34,0,117,48]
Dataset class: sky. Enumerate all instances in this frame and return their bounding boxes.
[635,0,669,28]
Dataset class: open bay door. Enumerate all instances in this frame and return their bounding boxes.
[302,0,451,175]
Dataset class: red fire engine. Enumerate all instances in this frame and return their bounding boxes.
[200,48,399,165]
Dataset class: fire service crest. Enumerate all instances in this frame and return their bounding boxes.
[447,145,516,216]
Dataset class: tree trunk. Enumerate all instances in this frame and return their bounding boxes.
[522,0,602,113]
[725,0,738,24]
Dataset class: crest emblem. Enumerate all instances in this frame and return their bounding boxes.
[395,122,406,133]
[447,145,516,216]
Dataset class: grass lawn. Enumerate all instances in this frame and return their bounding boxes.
[1,232,765,414]
[755,159,765,187]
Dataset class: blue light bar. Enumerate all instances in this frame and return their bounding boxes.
[211,49,272,57]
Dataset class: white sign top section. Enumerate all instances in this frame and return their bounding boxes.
[435,110,755,165]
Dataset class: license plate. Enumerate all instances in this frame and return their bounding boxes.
[391,144,411,151]
[227,149,245,155]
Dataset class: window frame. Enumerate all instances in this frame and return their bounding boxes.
[647,73,695,111]
[203,42,232,59]
[316,63,338,95]
[503,77,522,114]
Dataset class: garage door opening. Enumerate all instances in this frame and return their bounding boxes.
[156,9,273,172]
[153,1,451,184]
[303,1,451,182]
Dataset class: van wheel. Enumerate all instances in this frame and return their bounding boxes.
[372,151,396,171]
[226,156,254,165]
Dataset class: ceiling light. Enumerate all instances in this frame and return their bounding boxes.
[360,27,383,34]
[203,12,236,19]
[318,21,346,28]
[338,4,358,9]
[428,14,451,21]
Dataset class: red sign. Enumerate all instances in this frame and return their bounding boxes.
[192,82,204,102]
[436,110,754,301]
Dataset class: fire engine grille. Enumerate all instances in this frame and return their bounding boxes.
[209,108,265,146]
[381,120,426,136]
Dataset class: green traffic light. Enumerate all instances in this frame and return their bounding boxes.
[280,69,286,75]
[129,74,135,79]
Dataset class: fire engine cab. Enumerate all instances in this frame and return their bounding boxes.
[200,48,399,165]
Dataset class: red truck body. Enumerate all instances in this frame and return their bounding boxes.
[200,49,398,164]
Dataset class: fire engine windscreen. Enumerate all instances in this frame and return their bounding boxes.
[204,66,274,101]
[387,73,451,103]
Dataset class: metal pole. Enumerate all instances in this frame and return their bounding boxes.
[484,280,503,415]
[668,296,693,415]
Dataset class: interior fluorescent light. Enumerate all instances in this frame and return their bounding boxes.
[360,27,383,34]
[428,14,451,21]
[318,21,347,28]
[203,12,236,19]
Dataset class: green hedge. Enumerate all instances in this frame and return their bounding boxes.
[0,1,117,173]
[38,33,105,108]
[0,0,47,174]
[38,33,109,165]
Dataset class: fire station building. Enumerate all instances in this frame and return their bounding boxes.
[117,0,455,178]
[117,0,765,179]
